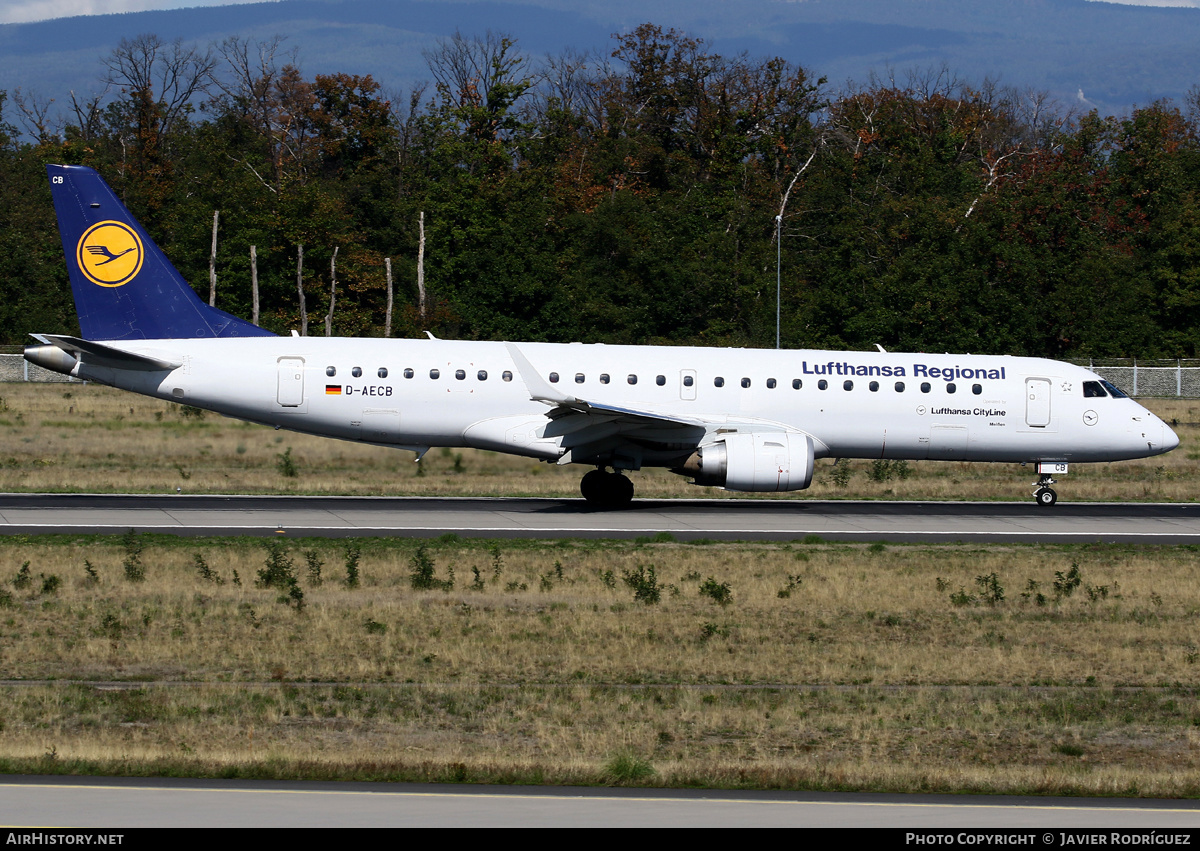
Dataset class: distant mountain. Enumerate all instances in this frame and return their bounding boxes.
[1,0,1197,122]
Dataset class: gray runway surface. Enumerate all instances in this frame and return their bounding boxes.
[1,493,1199,543]
[2,776,1200,828]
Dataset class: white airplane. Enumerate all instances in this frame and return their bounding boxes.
[25,165,1179,507]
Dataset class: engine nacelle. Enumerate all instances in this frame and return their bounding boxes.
[681,433,815,492]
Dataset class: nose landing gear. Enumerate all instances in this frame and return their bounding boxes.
[1030,462,1067,506]
[1033,472,1058,506]
[580,468,634,509]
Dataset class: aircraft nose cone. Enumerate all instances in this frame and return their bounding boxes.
[1163,421,1180,453]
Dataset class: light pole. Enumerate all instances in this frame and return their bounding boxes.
[774,139,822,351]
[775,214,782,349]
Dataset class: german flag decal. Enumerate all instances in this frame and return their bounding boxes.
[326,385,342,395]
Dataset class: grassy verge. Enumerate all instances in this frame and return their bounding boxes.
[4,684,1197,796]
[2,534,1199,794]
[0,382,1196,500]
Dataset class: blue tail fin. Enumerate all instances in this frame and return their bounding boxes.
[46,164,275,341]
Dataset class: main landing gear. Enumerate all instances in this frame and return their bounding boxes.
[1033,473,1058,507]
[580,468,634,509]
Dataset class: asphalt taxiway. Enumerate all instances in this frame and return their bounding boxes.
[1,493,1199,542]
[2,776,1200,827]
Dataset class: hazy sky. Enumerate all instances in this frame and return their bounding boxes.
[0,0,273,25]
[0,0,1198,25]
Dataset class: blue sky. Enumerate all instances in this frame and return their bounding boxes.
[0,0,276,25]
[1,0,1198,26]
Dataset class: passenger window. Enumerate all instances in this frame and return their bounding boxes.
[792,379,802,390]
[895,381,905,392]
[627,374,637,385]
[714,377,725,387]
[403,368,414,379]
[656,375,666,386]
[549,372,559,383]
[920,382,931,393]
[741,377,751,388]
[502,371,513,382]
[1083,381,1108,398]
[575,373,585,384]
[455,369,466,380]
[843,380,853,391]
[600,374,610,385]
[378,368,389,379]
[352,367,362,378]
[818,380,828,390]
[869,381,879,392]
[767,378,777,389]
[478,370,488,381]
[972,384,982,395]
[946,383,956,394]
[429,369,439,380]
[326,366,336,377]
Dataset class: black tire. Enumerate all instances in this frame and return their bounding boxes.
[1035,487,1058,507]
[580,469,608,505]
[609,473,634,508]
[580,470,634,508]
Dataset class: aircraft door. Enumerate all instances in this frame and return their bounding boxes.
[277,357,305,407]
[928,425,969,460]
[1025,378,1051,427]
[680,370,697,401]
[361,408,402,443]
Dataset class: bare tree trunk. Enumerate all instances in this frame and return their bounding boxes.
[384,256,394,337]
[208,210,219,307]
[250,245,259,325]
[297,245,307,336]
[776,145,821,227]
[417,211,426,323]
[325,246,338,337]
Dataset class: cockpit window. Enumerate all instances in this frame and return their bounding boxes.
[1100,379,1129,399]
[1083,381,1108,398]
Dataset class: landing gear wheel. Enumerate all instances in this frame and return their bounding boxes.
[580,469,635,509]
[580,469,607,504]
[609,473,634,508]
[1031,470,1059,507]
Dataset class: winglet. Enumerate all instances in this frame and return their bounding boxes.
[505,343,575,406]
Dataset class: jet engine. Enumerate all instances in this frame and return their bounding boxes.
[677,432,814,492]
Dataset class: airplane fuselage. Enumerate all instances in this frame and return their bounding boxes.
[62,336,1175,471]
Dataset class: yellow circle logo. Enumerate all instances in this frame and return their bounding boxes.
[76,221,144,287]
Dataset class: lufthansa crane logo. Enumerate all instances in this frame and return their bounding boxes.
[76,221,144,287]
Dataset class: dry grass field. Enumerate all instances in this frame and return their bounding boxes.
[2,382,1197,793]
[1,535,1199,795]
[0,381,1196,501]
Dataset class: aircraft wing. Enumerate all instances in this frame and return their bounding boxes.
[506,342,708,426]
[504,343,806,465]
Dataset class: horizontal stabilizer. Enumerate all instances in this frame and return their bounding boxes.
[36,334,181,371]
